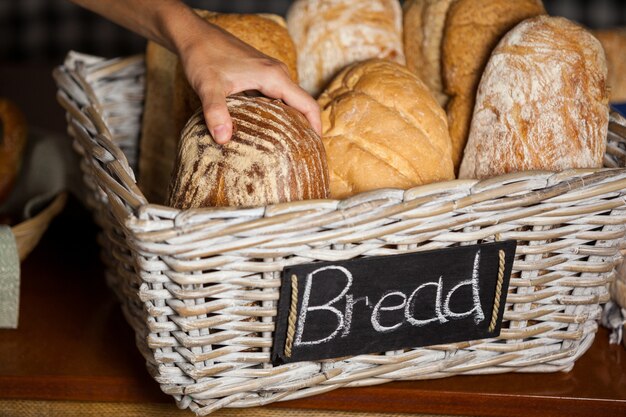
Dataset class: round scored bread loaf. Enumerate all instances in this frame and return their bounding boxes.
[287,0,405,97]
[459,16,609,179]
[318,59,454,199]
[443,0,546,173]
[0,98,27,204]
[168,96,329,209]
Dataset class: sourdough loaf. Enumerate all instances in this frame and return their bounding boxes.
[0,98,27,204]
[287,0,405,97]
[593,28,626,103]
[139,11,296,204]
[459,16,608,179]
[168,96,329,209]
[443,0,546,172]
[318,59,454,199]
[403,0,457,107]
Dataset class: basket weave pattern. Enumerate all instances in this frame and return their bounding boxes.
[55,54,626,416]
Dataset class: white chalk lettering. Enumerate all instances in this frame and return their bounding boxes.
[405,276,448,327]
[294,266,353,346]
[443,250,485,324]
[342,295,369,337]
[371,291,407,333]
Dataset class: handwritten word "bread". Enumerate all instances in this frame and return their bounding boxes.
[294,251,485,347]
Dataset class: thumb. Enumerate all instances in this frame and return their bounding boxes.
[201,91,232,144]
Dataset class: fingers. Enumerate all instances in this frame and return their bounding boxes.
[258,69,322,136]
[200,88,232,144]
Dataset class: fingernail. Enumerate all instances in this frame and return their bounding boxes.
[213,124,229,144]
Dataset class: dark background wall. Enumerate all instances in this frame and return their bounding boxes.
[1,0,625,64]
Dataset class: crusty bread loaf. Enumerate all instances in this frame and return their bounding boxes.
[443,0,546,173]
[287,0,405,97]
[138,12,297,204]
[459,16,608,179]
[173,13,298,140]
[593,28,626,102]
[403,0,457,107]
[0,98,27,204]
[168,96,329,209]
[318,59,454,199]
[137,41,178,204]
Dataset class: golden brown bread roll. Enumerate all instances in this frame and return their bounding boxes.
[403,0,457,107]
[0,98,27,204]
[287,0,405,97]
[138,11,297,204]
[318,59,454,199]
[168,96,329,209]
[459,16,608,179]
[443,0,546,172]
[593,28,626,103]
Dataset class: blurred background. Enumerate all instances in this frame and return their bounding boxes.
[1,0,625,133]
[2,0,626,64]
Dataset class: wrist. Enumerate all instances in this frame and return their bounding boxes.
[158,4,215,56]
[154,1,200,53]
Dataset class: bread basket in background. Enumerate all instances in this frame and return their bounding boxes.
[54,52,626,416]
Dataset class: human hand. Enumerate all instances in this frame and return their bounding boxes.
[168,10,321,144]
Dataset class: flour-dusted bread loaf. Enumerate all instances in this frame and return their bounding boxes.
[0,98,27,204]
[459,16,609,180]
[318,59,454,199]
[443,0,546,173]
[287,0,405,97]
[403,0,457,107]
[168,96,329,209]
[593,28,626,103]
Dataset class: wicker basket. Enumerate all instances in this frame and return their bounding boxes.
[54,52,626,416]
[10,192,67,262]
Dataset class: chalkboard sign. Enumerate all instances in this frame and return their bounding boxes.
[272,241,516,365]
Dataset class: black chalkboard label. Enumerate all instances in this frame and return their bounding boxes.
[272,241,516,365]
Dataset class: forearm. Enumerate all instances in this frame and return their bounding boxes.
[68,0,205,53]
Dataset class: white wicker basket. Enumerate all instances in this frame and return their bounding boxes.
[54,52,626,416]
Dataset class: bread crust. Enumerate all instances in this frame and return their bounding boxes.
[168,96,329,208]
[318,59,454,199]
[403,0,457,107]
[459,16,609,179]
[443,0,546,172]
[287,0,405,97]
[593,28,626,102]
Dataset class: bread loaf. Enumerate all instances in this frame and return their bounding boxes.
[173,13,298,139]
[168,96,329,209]
[137,42,178,204]
[403,0,457,107]
[139,11,297,204]
[443,0,546,172]
[593,28,626,103]
[287,0,405,97]
[318,59,454,199]
[0,98,27,204]
[459,16,608,179]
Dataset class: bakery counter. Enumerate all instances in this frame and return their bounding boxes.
[0,196,625,417]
